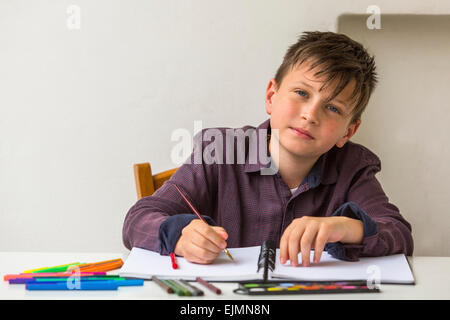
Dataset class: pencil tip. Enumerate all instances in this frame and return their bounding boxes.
[224,249,235,261]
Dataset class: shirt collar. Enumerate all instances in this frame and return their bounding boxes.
[244,118,337,185]
[243,119,272,173]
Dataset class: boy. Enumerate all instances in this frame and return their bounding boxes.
[122,31,413,267]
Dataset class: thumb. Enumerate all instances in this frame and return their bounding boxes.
[213,226,228,240]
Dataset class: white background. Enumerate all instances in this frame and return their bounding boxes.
[1,0,449,256]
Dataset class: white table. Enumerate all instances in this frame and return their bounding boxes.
[1,252,449,300]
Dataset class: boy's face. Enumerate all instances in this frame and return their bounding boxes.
[265,60,361,160]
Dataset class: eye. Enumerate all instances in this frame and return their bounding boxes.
[327,105,340,114]
[295,90,308,97]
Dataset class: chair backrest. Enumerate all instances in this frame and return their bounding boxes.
[133,163,177,199]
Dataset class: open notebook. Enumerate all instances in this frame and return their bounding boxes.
[119,244,415,284]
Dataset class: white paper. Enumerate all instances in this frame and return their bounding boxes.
[119,246,264,281]
[271,251,415,284]
[119,246,414,284]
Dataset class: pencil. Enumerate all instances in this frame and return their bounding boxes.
[151,276,174,293]
[196,276,222,294]
[161,279,183,296]
[173,183,234,262]
[166,279,190,296]
[178,279,204,296]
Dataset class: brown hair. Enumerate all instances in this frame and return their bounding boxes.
[274,31,378,123]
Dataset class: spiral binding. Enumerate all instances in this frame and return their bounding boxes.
[257,240,276,281]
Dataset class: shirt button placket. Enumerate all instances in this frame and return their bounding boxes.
[281,200,294,234]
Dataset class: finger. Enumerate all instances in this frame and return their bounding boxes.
[192,220,227,250]
[190,229,224,255]
[300,224,318,267]
[212,226,229,240]
[313,226,329,264]
[180,240,208,264]
[185,240,219,264]
[279,225,293,264]
[184,252,210,264]
[288,228,303,267]
[185,253,213,265]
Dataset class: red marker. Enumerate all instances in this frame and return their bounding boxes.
[170,253,179,269]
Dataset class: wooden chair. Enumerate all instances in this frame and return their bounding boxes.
[133,163,177,199]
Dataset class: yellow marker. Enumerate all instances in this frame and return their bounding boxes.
[23,262,81,273]
[267,287,283,291]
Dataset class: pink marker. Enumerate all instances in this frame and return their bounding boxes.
[4,272,106,281]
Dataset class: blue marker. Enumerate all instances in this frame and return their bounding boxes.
[26,281,119,290]
[114,279,144,286]
[24,279,144,287]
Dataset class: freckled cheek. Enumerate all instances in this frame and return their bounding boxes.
[320,123,344,141]
[281,101,299,117]
[271,101,297,125]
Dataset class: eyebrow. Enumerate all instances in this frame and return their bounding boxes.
[294,81,315,90]
[333,98,348,107]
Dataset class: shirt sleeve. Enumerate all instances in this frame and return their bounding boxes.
[327,161,414,261]
[325,202,378,261]
[122,130,218,252]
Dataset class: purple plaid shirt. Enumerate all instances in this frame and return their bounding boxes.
[122,118,414,261]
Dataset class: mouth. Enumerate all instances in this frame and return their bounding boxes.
[290,127,314,140]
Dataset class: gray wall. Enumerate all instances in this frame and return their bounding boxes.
[339,14,450,256]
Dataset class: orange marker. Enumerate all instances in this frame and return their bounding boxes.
[80,260,123,273]
[68,258,123,273]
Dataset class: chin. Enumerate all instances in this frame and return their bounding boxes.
[281,143,316,159]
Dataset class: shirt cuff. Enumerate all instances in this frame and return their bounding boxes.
[158,214,217,255]
[325,202,378,261]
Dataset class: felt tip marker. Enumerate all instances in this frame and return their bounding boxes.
[170,253,179,269]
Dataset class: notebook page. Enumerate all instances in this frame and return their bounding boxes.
[271,250,414,284]
[119,246,264,281]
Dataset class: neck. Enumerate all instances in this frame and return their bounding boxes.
[268,135,319,189]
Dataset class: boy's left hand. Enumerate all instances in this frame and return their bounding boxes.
[279,216,364,267]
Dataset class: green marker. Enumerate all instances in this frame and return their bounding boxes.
[34,276,123,282]
[165,279,190,296]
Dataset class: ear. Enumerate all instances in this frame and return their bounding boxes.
[265,78,278,115]
[336,118,361,148]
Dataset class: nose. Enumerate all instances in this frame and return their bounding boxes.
[299,101,320,125]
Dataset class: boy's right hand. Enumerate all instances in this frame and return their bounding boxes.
[174,219,228,264]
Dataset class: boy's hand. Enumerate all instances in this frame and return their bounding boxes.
[174,219,228,264]
[280,216,363,267]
